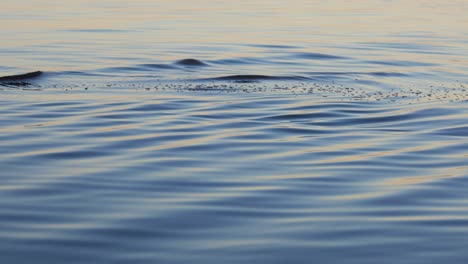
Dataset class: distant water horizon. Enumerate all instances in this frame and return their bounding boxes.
[1,1,467,263]
[1,0,467,102]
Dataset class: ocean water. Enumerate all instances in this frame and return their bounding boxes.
[1,1,468,263]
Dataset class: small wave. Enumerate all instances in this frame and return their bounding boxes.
[246,44,300,49]
[365,60,437,67]
[204,75,311,82]
[304,71,408,77]
[369,72,408,77]
[293,52,347,60]
[436,126,468,137]
[52,71,112,77]
[175,59,208,66]
[98,66,160,73]
[138,64,178,70]
[94,64,177,75]
[209,58,267,65]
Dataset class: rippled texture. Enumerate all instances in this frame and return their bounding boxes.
[1,0,468,263]
[1,92,467,263]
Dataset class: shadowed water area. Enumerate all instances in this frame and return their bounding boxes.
[1,1,468,263]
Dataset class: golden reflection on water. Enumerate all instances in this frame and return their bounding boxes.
[2,0,468,45]
[1,0,467,74]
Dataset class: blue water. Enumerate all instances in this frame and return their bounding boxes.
[1,1,468,263]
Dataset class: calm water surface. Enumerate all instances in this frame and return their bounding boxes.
[1,1,468,263]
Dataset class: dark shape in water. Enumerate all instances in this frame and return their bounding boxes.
[175,59,207,66]
[0,71,43,81]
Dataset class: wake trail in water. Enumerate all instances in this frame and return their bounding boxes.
[1,57,466,104]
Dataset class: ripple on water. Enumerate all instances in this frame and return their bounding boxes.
[0,92,467,264]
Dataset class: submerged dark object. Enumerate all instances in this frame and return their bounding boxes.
[175,59,207,66]
[0,71,43,81]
